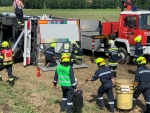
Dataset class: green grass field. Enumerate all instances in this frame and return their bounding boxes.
[0,7,121,21]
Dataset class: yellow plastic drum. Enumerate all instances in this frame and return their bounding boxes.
[115,79,134,110]
[116,91,134,109]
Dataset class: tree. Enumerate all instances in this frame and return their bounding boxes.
[137,0,149,10]
[91,0,99,9]
[61,0,71,9]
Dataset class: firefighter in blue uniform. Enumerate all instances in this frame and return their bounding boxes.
[132,56,150,113]
[133,36,143,63]
[70,40,83,65]
[44,43,57,68]
[60,43,74,66]
[105,40,120,77]
[0,41,14,86]
[86,57,115,113]
[53,54,78,113]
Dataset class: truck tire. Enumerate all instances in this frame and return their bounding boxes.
[118,47,130,64]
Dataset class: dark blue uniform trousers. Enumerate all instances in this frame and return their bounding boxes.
[45,58,57,67]
[133,84,150,112]
[97,81,114,112]
[61,86,73,113]
[0,65,13,78]
[109,65,117,77]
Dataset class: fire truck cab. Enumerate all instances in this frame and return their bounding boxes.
[115,9,150,64]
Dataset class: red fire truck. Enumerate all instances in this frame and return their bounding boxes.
[81,0,150,64]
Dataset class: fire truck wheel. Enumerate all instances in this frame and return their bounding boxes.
[118,47,130,64]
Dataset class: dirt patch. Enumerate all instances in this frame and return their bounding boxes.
[2,104,12,113]
[28,93,47,107]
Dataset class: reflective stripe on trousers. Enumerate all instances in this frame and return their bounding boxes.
[133,84,150,112]
[97,82,114,112]
[61,86,73,113]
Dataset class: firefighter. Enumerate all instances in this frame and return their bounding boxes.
[0,41,14,86]
[61,43,71,57]
[60,43,74,66]
[70,40,83,65]
[13,0,24,26]
[105,40,120,77]
[53,54,78,113]
[132,56,150,113]
[85,57,115,113]
[132,36,143,63]
[44,43,57,68]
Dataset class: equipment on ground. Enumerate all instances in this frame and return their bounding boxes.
[115,79,134,110]
[36,66,41,77]
[73,90,83,112]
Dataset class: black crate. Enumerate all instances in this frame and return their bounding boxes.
[73,90,83,112]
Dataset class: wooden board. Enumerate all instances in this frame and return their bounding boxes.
[39,63,89,72]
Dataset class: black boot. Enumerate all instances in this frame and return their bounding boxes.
[9,80,14,86]
[60,99,67,112]
[132,99,137,110]
[114,70,117,78]
[0,77,2,82]
[109,104,114,113]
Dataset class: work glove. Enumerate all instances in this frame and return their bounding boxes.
[134,86,137,90]
[132,58,136,62]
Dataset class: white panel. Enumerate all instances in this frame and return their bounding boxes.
[39,20,80,43]
[55,43,63,53]
[67,21,77,24]
[120,11,150,15]
[24,21,27,66]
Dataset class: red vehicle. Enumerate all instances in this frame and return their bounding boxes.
[81,0,150,64]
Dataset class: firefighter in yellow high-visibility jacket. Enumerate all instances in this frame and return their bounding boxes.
[0,41,14,86]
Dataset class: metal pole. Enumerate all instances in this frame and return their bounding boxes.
[0,25,3,45]
[24,21,27,66]
[92,38,95,63]
[12,29,24,51]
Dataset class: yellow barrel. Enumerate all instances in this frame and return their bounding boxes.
[115,79,134,110]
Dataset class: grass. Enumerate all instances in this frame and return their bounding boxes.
[0,6,121,21]
[0,83,37,113]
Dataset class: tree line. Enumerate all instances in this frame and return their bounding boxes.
[0,0,150,9]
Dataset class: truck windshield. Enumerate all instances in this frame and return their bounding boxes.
[139,14,150,30]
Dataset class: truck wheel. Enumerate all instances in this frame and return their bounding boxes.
[118,47,130,64]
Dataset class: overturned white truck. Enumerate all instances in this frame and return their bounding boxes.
[0,13,87,68]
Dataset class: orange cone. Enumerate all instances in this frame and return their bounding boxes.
[37,67,41,77]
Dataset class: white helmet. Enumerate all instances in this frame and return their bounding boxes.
[108,40,114,46]
[70,40,77,45]
[64,43,70,50]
